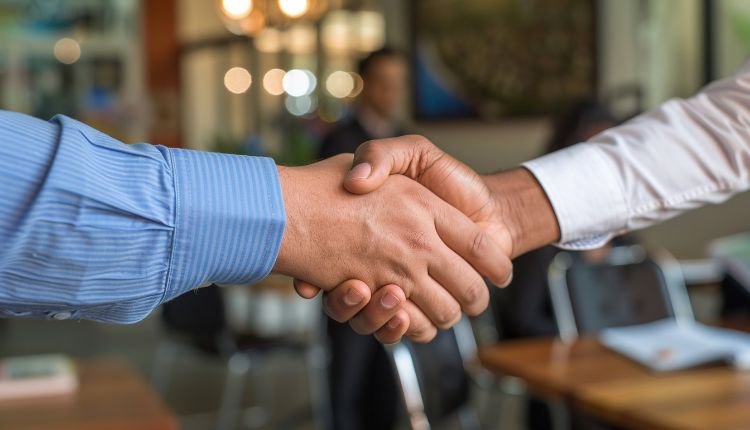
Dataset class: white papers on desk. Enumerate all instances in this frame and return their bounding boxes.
[599,319,750,372]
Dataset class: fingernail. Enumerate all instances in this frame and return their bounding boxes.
[381,293,401,309]
[387,317,402,329]
[347,163,372,180]
[343,289,365,306]
[500,272,514,288]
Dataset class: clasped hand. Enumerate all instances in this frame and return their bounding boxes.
[274,136,526,343]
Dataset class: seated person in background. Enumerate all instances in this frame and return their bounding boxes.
[320,47,407,430]
[496,99,624,339]
[493,99,631,430]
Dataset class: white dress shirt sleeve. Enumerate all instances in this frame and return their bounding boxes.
[523,61,750,249]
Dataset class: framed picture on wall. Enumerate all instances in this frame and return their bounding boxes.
[411,0,598,120]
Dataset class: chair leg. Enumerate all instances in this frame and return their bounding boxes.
[488,375,528,430]
[388,343,431,430]
[244,356,270,429]
[549,398,570,430]
[217,353,252,430]
[457,405,481,430]
[306,342,331,430]
[475,377,503,429]
[151,340,179,395]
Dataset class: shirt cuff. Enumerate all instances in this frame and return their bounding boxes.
[165,149,286,302]
[522,143,629,250]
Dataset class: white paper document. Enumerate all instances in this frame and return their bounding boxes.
[599,319,750,372]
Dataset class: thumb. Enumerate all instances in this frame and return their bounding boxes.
[344,135,439,194]
[343,135,492,222]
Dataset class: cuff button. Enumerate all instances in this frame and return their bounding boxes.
[51,311,73,320]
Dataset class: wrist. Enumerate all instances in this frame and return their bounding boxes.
[273,165,304,276]
[483,168,560,257]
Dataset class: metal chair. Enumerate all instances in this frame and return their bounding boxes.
[545,246,694,430]
[548,246,694,343]
[151,284,324,430]
[387,317,482,430]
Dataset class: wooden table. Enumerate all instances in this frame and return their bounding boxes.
[479,336,750,430]
[0,359,178,430]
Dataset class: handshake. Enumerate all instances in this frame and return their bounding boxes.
[272,135,560,343]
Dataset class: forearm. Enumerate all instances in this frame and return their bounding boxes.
[0,112,285,322]
[483,168,560,257]
[522,61,750,249]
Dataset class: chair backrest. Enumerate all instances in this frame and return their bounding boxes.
[548,246,694,342]
[388,317,478,430]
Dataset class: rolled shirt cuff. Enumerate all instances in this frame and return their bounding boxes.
[522,143,629,250]
[166,149,286,302]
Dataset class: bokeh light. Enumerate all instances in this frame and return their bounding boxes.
[53,38,81,65]
[221,0,253,19]
[348,72,364,97]
[255,28,283,53]
[356,11,385,52]
[263,68,286,95]
[282,69,316,97]
[322,11,351,54]
[278,0,309,18]
[325,71,355,98]
[285,23,316,54]
[285,95,315,116]
[224,67,253,94]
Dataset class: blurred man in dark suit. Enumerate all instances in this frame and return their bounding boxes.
[319,47,406,158]
[320,47,407,430]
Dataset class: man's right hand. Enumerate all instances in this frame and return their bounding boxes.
[294,137,560,343]
[273,153,513,340]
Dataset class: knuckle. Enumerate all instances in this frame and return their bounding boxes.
[409,134,432,149]
[465,288,489,317]
[435,303,461,329]
[461,281,487,312]
[400,186,430,211]
[406,318,430,341]
[412,327,437,343]
[406,230,431,253]
[387,263,418,299]
[357,140,380,157]
[469,230,490,259]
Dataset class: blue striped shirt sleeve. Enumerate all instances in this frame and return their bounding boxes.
[0,111,285,323]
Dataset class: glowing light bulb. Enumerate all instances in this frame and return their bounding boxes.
[222,0,253,19]
[278,0,309,18]
[224,67,253,94]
